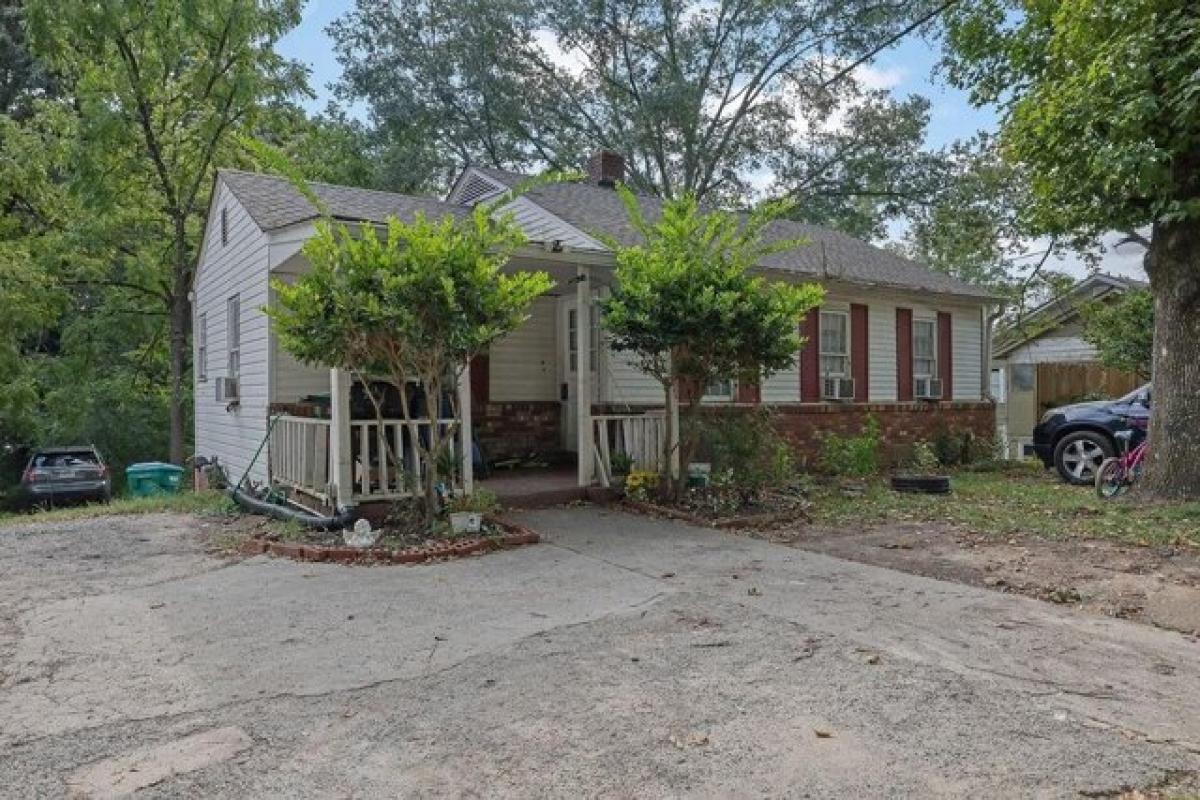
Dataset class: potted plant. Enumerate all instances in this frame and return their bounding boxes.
[445,489,500,534]
[891,440,951,494]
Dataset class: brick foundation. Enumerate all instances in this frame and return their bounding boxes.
[475,401,562,461]
[698,401,996,466]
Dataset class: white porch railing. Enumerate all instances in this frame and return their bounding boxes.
[268,415,461,504]
[592,412,665,487]
[269,415,333,506]
[349,418,460,501]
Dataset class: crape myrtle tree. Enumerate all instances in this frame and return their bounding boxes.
[269,199,552,525]
[600,188,823,498]
[1082,289,1155,382]
[942,0,1200,499]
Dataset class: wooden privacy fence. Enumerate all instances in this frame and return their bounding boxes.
[1036,363,1141,411]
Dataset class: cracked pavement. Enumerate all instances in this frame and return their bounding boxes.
[0,507,1198,798]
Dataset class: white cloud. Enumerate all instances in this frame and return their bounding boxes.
[853,64,906,91]
[532,30,587,78]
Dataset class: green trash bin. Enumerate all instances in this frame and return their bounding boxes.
[125,462,185,497]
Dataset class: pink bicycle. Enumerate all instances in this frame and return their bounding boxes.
[1095,429,1148,499]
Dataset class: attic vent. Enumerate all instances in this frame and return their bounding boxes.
[454,173,504,206]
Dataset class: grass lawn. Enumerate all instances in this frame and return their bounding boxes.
[0,490,236,526]
[810,462,1200,547]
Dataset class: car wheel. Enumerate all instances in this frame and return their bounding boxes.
[1053,431,1113,485]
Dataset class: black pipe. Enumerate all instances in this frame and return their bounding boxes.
[229,487,359,531]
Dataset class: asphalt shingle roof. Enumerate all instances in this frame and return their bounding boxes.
[218,169,467,231]
[220,166,995,300]
[473,167,996,300]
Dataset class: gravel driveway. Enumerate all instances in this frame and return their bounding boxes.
[1,507,1197,798]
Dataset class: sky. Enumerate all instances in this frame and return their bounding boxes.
[275,1,1147,281]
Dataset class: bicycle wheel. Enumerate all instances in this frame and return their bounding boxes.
[1095,457,1128,499]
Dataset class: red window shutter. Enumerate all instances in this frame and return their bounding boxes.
[469,354,489,406]
[937,311,954,399]
[896,308,913,401]
[799,308,821,402]
[736,375,761,404]
[677,376,701,404]
[850,303,869,402]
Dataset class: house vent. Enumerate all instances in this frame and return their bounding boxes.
[453,173,504,206]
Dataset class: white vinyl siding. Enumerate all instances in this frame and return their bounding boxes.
[490,296,558,401]
[192,180,271,485]
[1004,335,1097,364]
[603,346,663,405]
[868,302,897,401]
[761,360,801,402]
[952,309,983,401]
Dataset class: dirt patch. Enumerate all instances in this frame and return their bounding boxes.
[749,520,1200,637]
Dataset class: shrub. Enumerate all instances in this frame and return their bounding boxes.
[691,410,795,496]
[906,440,941,474]
[445,488,499,515]
[819,416,881,478]
[610,452,634,477]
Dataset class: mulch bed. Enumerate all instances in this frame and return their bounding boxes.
[239,515,540,565]
[622,494,811,530]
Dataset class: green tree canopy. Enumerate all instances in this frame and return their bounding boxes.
[601,188,823,495]
[941,0,1200,499]
[1081,289,1155,380]
[270,202,552,521]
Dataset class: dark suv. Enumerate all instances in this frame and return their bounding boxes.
[19,446,113,508]
[1032,385,1150,485]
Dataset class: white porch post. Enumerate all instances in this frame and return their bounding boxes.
[329,367,354,508]
[457,361,474,494]
[576,265,594,487]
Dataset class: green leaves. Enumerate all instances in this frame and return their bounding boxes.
[270,207,551,381]
[601,186,824,389]
[1081,288,1154,379]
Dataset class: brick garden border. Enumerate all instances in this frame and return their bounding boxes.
[239,516,540,565]
[621,497,807,530]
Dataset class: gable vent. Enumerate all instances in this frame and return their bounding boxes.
[454,173,504,206]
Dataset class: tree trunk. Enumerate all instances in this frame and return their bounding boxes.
[167,218,191,466]
[1141,218,1200,500]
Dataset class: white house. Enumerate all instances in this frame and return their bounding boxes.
[192,151,998,511]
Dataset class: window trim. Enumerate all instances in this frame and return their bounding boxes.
[912,317,938,380]
[566,303,599,374]
[197,312,208,382]
[226,295,240,379]
[702,378,736,402]
[819,309,850,378]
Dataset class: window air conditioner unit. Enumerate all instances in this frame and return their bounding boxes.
[915,377,943,400]
[216,376,240,403]
[822,376,855,401]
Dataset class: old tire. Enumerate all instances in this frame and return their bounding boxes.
[890,475,951,494]
[1053,431,1113,486]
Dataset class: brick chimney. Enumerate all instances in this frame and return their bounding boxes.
[587,149,625,188]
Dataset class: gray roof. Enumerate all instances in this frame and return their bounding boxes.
[220,166,995,301]
[993,273,1146,356]
[475,167,996,300]
[218,169,467,231]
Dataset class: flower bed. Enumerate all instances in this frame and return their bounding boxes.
[623,486,811,530]
[239,516,539,565]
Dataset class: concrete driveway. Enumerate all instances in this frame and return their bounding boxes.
[1,506,1197,798]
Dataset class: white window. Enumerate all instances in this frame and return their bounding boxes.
[196,312,207,382]
[567,305,598,373]
[819,311,849,377]
[991,367,1007,403]
[913,318,937,379]
[704,378,735,401]
[227,295,240,378]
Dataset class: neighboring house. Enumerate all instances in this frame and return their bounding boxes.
[991,274,1145,459]
[192,151,997,511]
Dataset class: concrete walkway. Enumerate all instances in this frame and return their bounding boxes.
[0,507,1197,797]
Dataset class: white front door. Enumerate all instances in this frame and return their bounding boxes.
[560,296,599,451]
